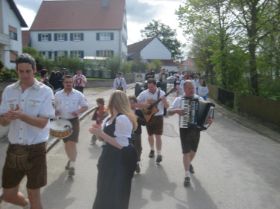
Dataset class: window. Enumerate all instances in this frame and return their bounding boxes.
[54,33,67,41]
[40,51,52,59]
[10,50,18,63]
[96,32,114,41]
[9,26,17,40]
[70,33,84,41]
[38,33,51,41]
[70,50,84,58]
[96,50,114,57]
[54,51,67,59]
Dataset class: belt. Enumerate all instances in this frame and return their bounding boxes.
[9,142,46,150]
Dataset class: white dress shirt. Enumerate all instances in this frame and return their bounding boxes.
[0,80,55,145]
[54,89,88,119]
[137,89,166,116]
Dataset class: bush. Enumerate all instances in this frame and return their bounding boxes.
[0,69,17,81]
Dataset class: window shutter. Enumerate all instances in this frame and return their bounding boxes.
[81,33,84,41]
[38,34,41,41]
[70,33,73,41]
[81,51,84,58]
[48,34,51,41]
[96,33,100,40]
[54,34,57,41]
[48,51,52,59]
[110,33,114,40]
[64,33,67,41]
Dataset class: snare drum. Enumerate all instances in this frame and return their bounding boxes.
[50,119,73,139]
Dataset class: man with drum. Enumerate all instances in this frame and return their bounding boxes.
[54,75,88,177]
[136,78,169,164]
[168,80,213,187]
[0,53,55,209]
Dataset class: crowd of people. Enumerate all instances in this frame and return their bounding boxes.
[0,53,213,209]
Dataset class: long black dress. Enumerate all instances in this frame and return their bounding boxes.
[92,114,137,209]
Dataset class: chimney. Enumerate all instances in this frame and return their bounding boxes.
[101,0,110,7]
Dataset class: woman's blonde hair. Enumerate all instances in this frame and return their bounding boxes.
[107,90,138,130]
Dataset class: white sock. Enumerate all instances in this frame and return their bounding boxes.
[185,170,190,177]
[157,150,161,155]
[69,161,75,168]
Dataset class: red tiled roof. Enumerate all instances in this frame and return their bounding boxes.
[30,0,125,31]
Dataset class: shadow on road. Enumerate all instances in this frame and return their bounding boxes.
[42,172,75,209]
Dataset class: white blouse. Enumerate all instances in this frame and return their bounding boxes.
[103,114,132,147]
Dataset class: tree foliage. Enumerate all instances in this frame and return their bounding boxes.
[141,20,184,60]
[177,0,280,98]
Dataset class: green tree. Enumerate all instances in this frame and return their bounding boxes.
[141,20,183,59]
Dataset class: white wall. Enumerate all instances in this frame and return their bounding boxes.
[30,30,123,58]
[141,38,171,60]
[2,0,23,69]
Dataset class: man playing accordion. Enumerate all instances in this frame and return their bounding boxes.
[168,80,213,187]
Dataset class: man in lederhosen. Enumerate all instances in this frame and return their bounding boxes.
[0,53,55,209]
[54,75,88,177]
[136,78,169,164]
[168,80,213,187]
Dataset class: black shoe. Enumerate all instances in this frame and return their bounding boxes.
[68,167,75,176]
[184,177,190,187]
[156,155,162,163]
[189,164,195,174]
[65,160,70,170]
[135,163,141,174]
[149,150,155,158]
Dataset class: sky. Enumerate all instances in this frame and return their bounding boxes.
[14,0,188,52]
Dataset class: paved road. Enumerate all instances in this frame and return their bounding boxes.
[1,86,280,209]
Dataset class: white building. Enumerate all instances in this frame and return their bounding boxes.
[28,0,127,61]
[0,0,27,69]
[128,37,178,72]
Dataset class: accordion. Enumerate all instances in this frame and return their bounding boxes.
[179,97,215,130]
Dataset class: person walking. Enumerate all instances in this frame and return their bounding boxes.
[197,79,209,100]
[0,53,55,209]
[89,90,138,209]
[136,78,169,164]
[90,98,108,145]
[73,70,87,93]
[113,72,127,92]
[128,95,146,173]
[168,80,213,187]
[54,75,88,177]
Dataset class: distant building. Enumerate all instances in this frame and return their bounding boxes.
[0,0,27,69]
[26,0,127,61]
[180,57,197,72]
[128,37,178,72]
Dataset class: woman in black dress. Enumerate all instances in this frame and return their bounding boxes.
[89,90,138,209]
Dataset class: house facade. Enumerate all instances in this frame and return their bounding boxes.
[29,0,127,61]
[128,37,178,72]
[0,0,27,69]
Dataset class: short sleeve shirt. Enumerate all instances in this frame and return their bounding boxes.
[0,80,55,145]
[137,89,166,116]
[54,89,88,119]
